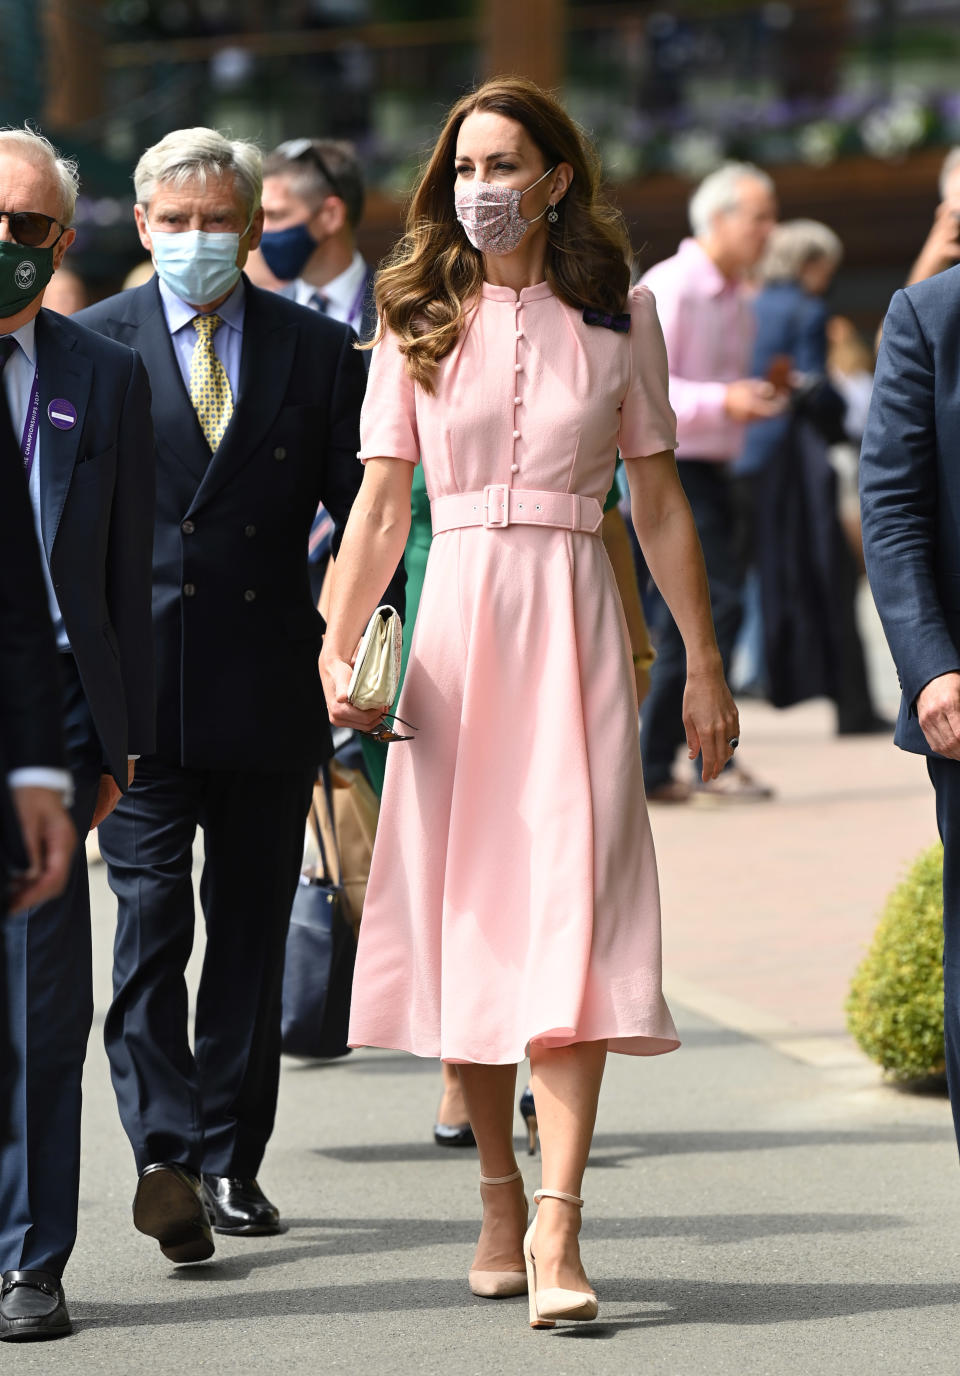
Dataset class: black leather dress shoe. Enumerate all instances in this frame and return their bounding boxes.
[133,1163,215,1263]
[0,1270,71,1342]
[201,1176,281,1235]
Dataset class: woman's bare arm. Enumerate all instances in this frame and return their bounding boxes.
[319,457,414,731]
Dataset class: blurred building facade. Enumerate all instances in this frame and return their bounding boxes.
[1,0,958,316]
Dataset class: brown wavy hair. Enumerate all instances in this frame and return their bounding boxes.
[372,76,633,393]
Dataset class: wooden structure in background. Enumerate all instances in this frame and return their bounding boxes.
[486,0,564,89]
[47,0,949,318]
[359,148,945,328]
[43,0,105,128]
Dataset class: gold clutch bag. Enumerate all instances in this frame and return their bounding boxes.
[347,605,402,711]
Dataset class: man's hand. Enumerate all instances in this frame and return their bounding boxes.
[906,201,960,286]
[88,760,134,834]
[724,378,788,424]
[917,672,960,758]
[8,786,76,915]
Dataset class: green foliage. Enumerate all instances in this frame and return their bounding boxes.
[846,843,946,1082]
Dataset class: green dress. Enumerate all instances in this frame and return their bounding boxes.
[360,464,433,796]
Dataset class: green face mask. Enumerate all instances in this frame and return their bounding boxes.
[0,241,54,318]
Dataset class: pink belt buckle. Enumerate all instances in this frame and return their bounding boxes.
[482,483,510,529]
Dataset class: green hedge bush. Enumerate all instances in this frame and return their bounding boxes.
[846,842,945,1082]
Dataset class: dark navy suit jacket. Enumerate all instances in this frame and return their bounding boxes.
[738,281,830,476]
[33,309,156,783]
[0,387,66,888]
[76,275,366,771]
[860,265,960,755]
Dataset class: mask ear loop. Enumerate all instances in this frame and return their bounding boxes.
[520,165,558,228]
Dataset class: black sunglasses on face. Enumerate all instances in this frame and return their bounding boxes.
[0,210,66,248]
[275,139,344,203]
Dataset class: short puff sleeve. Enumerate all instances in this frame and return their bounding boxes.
[357,327,420,465]
[618,284,678,459]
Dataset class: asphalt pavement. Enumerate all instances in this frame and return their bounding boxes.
[11,602,960,1375]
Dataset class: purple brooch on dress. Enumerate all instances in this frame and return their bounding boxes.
[582,307,631,333]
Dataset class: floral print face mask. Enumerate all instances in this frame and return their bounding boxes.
[454,166,556,256]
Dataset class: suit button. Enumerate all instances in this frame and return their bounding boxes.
[181,519,195,535]
[243,588,256,602]
[273,446,287,461]
[183,583,196,597]
[244,524,256,538]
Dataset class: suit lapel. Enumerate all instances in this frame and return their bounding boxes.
[35,311,93,560]
[359,265,377,346]
[110,280,210,485]
[187,283,297,513]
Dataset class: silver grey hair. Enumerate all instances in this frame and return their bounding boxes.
[939,146,960,199]
[0,126,80,224]
[134,127,263,218]
[688,161,775,238]
[759,218,843,284]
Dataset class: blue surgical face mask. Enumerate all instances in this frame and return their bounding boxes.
[149,224,247,306]
[258,221,316,282]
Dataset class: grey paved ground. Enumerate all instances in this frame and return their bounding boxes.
[6,851,959,1376]
[11,619,960,1375]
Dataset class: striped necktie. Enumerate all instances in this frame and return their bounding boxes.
[309,292,329,315]
[189,313,234,450]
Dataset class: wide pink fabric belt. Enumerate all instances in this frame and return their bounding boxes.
[430,484,603,537]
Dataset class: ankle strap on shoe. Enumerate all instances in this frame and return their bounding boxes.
[533,1188,584,1207]
[479,1169,523,1186]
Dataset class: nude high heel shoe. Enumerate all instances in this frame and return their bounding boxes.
[468,1170,529,1299]
[523,1189,599,1328]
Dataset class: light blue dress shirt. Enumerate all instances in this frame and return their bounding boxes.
[157,274,245,400]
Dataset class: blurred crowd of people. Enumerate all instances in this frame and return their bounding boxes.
[1,93,959,1344]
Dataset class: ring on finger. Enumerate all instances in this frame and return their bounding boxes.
[728,736,739,751]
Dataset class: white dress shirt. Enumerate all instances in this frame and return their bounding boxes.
[292,251,367,331]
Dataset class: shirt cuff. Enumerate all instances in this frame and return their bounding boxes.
[7,768,75,808]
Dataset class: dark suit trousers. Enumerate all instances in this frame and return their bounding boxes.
[98,757,314,1177]
[0,656,102,1276]
[926,756,960,1151]
[640,461,744,788]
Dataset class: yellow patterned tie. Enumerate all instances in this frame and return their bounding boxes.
[189,313,234,450]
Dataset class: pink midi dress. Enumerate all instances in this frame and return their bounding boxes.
[347,281,681,1065]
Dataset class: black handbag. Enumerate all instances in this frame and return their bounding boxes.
[280,770,357,1059]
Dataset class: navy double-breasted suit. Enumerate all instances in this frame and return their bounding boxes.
[76,275,365,1182]
[861,264,960,1151]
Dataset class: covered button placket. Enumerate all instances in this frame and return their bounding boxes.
[511,299,523,481]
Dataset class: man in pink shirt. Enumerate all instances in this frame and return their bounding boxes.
[640,162,783,802]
